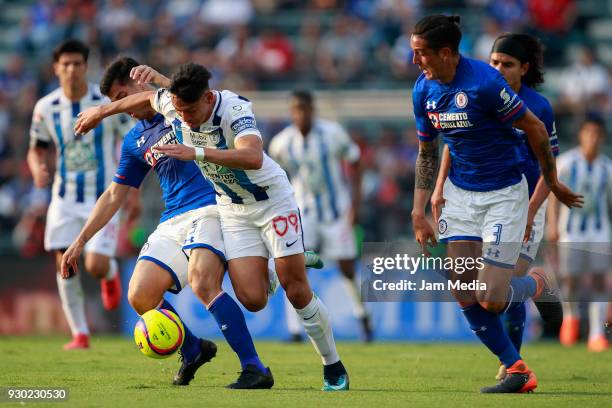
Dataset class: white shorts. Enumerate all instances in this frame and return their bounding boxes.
[519,199,547,262]
[218,194,304,260]
[45,198,119,257]
[302,212,356,260]
[137,205,225,293]
[438,177,528,269]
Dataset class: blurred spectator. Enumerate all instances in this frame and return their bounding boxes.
[559,46,610,115]
[200,0,254,27]
[487,0,528,31]
[316,16,366,85]
[472,18,501,61]
[250,30,295,80]
[97,0,137,33]
[0,55,34,100]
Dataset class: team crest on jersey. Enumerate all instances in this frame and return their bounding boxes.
[438,219,448,234]
[272,213,299,237]
[454,92,468,108]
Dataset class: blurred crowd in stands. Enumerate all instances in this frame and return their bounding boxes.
[0,0,611,255]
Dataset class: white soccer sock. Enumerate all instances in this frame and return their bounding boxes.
[284,297,303,335]
[56,273,89,336]
[341,275,366,318]
[562,301,580,319]
[588,301,607,339]
[295,293,340,365]
[105,258,118,281]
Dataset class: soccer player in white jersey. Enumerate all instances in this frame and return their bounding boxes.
[269,90,373,342]
[74,63,350,391]
[548,116,611,352]
[27,39,136,350]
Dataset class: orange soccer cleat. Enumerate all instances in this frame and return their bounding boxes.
[560,316,580,347]
[481,359,537,393]
[101,271,122,311]
[587,335,609,353]
[63,333,90,350]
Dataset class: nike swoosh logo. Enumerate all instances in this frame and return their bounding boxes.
[286,239,298,248]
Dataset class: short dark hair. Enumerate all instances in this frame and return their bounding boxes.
[492,33,544,88]
[413,15,462,53]
[291,89,314,106]
[53,39,89,62]
[169,63,212,103]
[100,57,140,96]
[581,113,607,134]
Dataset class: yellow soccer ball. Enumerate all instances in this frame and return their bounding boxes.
[134,309,185,359]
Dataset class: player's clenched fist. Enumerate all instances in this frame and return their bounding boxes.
[130,65,170,88]
[74,106,103,135]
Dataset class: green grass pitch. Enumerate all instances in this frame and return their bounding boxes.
[1,336,610,407]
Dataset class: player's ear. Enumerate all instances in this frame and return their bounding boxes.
[521,62,530,77]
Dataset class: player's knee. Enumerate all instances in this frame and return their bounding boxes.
[232,289,266,312]
[128,285,158,315]
[189,272,223,306]
[283,281,311,308]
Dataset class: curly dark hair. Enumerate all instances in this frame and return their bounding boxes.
[169,63,212,103]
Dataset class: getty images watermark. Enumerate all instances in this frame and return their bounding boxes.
[359,242,612,302]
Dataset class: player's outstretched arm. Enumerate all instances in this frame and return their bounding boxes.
[154,134,264,170]
[60,182,132,278]
[412,139,439,255]
[513,110,583,208]
[74,91,156,135]
[431,144,450,224]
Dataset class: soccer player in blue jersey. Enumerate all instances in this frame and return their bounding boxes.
[61,57,274,389]
[431,33,565,381]
[409,15,583,393]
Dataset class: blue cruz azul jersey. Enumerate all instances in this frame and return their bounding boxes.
[113,114,216,223]
[515,85,559,196]
[413,56,527,192]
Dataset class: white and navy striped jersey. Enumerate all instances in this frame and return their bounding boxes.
[29,84,130,204]
[153,88,289,205]
[556,147,611,242]
[269,119,360,222]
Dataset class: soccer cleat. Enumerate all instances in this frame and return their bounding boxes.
[101,271,122,311]
[173,339,217,385]
[63,333,90,350]
[480,360,537,393]
[587,335,609,352]
[322,360,350,391]
[495,362,507,381]
[529,267,563,328]
[227,364,274,389]
[560,317,580,347]
[286,333,304,343]
[304,251,324,269]
[361,315,374,343]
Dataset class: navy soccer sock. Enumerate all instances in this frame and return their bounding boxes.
[160,299,201,363]
[208,292,266,373]
[461,303,521,368]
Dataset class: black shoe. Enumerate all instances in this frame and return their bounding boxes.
[480,371,537,393]
[530,268,563,329]
[322,360,349,391]
[227,364,274,389]
[361,315,374,343]
[287,333,304,343]
[173,339,217,385]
